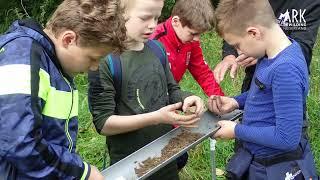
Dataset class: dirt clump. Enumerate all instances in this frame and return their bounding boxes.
[134,129,203,177]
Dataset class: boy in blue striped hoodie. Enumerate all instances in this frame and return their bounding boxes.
[208,0,318,179]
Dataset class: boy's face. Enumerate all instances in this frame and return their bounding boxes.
[223,28,266,59]
[172,16,201,44]
[54,30,112,76]
[125,0,164,42]
[57,45,111,76]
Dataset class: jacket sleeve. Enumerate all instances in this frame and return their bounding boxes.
[288,1,320,69]
[88,60,117,134]
[234,91,248,109]
[0,43,90,179]
[188,42,224,96]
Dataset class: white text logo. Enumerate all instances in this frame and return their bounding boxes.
[278,9,307,30]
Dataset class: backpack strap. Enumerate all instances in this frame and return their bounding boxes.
[101,54,122,170]
[146,40,167,69]
[106,54,122,102]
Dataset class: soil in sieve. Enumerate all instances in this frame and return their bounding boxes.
[134,129,204,177]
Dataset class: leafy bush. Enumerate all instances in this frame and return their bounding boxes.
[0,0,176,33]
[0,0,62,32]
[159,0,176,22]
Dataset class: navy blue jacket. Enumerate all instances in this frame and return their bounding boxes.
[0,20,90,179]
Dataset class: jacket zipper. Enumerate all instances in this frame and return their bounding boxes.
[63,76,74,152]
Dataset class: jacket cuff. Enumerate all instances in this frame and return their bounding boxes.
[235,124,245,140]
[81,162,91,180]
[233,92,248,109]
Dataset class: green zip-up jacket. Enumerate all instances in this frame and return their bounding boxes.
[89,42,193,179]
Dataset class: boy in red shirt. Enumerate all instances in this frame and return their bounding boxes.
[150,0,224,96]
[150,0,223,170]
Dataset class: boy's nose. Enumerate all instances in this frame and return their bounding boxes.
[193,35,200,41]
[148,20,157,30]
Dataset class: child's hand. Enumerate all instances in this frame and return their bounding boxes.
[213,120,237,139]
[88,165,104,180]
[182,95,204,116]
[156,102,200,127]
[235,53,258,68]
[207,95,239,115]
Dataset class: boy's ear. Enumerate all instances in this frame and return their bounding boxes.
[60,30,78,48]
[171,16,181,27]
[246,27,262,40]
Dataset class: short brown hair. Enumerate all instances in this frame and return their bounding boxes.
[46,0,127,52]
[215,0,276,37]
[171,0,215,32]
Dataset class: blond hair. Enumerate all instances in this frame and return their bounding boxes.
[215,0,276,37]
[172,0,215,32]
[46,0,127,52]
[120,0,135,12]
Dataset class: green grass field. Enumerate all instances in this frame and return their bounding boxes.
[75,31,320,179]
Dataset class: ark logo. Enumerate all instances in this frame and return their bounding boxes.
[277,9,307,30]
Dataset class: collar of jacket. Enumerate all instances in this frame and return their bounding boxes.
[17,19,73,82]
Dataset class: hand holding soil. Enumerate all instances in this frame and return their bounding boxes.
[185,106,197,115]
[182,106,200,128]
[156,103,200,127]
[182,95,204,116]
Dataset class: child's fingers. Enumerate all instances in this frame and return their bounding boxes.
[213,129,223,139]
[168,102,182,111]
[238,57,256,67]
[216,96,223,114]
[211,98,220,114]
[173,113,197,122]
[235,53,247,63]
[230,63,238,79]
[177,117,200,126]
[244,59,258,68]
[182,100,192,112]
[213,63,223,84]
[218,64,229,83]
[181,123,199,128]
[207,96,214,111]
[195,101,203,115]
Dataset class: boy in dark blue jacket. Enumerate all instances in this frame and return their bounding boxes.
[0,0,126,179]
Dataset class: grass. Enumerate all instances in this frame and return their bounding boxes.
[0,5,319,178]
[75,31,320,179]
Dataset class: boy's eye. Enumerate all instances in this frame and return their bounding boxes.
[139,16,151,21]
[189,31,200,36]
